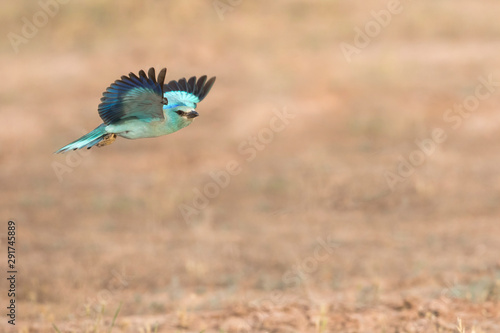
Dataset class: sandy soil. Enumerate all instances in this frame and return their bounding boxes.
[1,1,500,332]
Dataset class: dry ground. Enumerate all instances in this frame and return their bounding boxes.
[2,1,500,332]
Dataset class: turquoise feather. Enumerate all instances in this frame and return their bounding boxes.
[55,68,215,153]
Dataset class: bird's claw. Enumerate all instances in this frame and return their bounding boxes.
[97,133,117,147]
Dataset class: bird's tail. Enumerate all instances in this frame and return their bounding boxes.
[55,124,108,154]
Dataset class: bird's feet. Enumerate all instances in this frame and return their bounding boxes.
[97,133,117,147]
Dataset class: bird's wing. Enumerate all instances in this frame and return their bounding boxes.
[163,76,216,107]
[98,68,168,124]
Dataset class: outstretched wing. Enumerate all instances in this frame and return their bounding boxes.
[163,76,216,108]
[98,68,168,124]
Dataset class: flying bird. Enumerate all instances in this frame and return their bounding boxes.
[55,67,216,153]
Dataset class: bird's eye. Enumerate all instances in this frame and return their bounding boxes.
[175,111,186,116]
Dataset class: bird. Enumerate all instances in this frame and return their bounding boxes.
[55,67,216,153]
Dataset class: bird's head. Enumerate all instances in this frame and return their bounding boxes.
[165,104,199,131]
[174,107,199,121]
[161,74,216,133]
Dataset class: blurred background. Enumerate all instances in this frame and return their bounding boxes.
[2,0,500,331]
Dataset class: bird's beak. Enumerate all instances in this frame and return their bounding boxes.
[187,111,199,119]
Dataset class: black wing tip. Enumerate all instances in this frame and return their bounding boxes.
[123,67,168,84]
[163,74,216,101]
[197,76,216,101]
[143,67,167,86]
[146,68,155,82]
[157,68,167,87]
[111,67,168,93]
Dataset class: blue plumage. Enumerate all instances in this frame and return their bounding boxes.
[98,68,166,124]
[55,67,216,154]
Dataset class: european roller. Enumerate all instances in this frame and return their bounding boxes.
[55,67,216,153]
